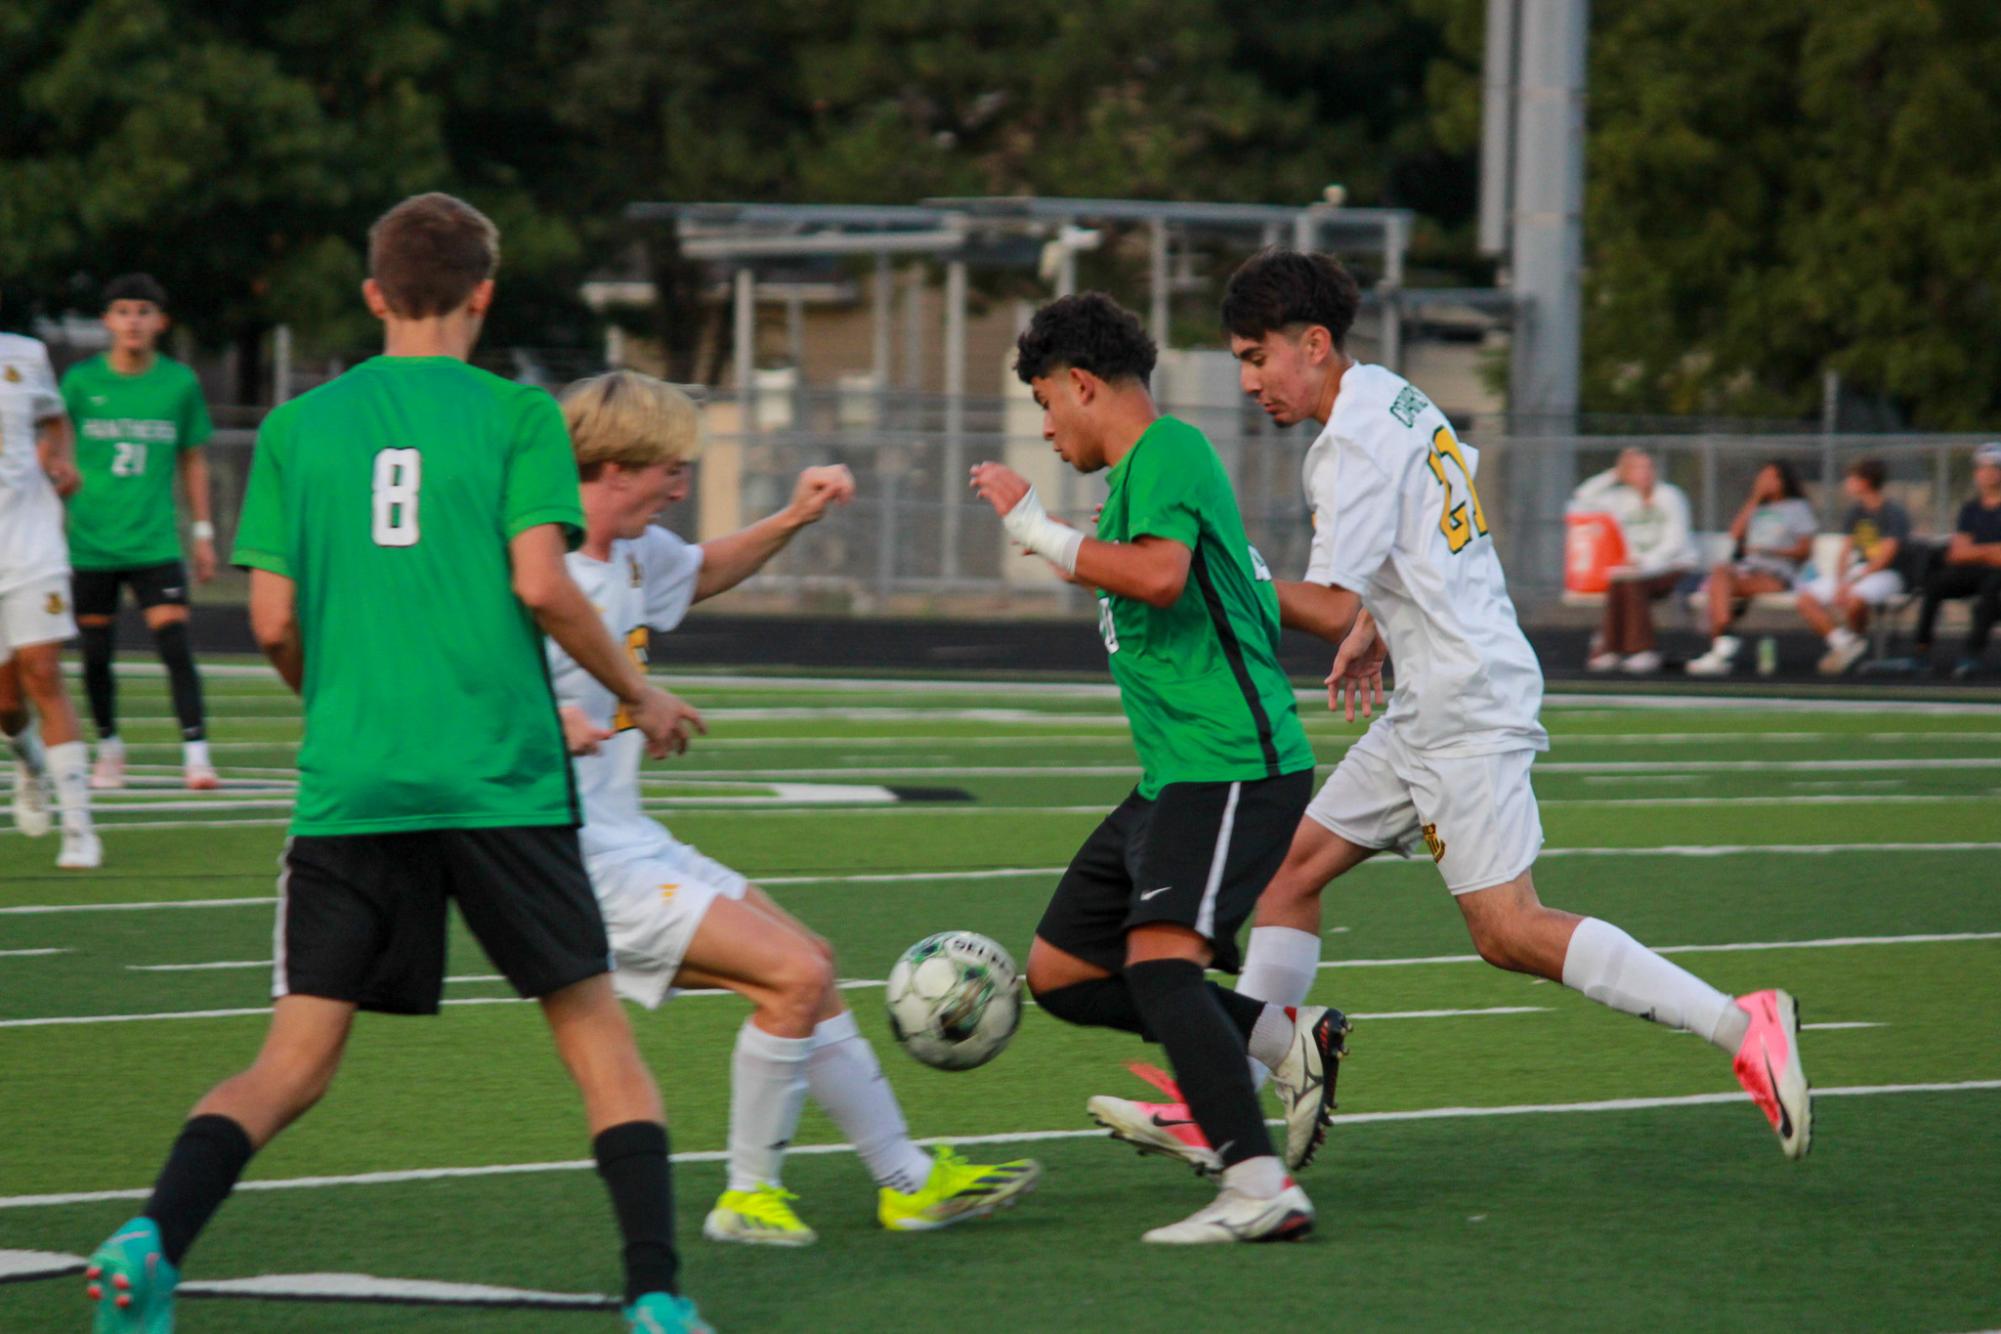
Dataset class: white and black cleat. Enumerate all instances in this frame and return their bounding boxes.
[1141,1183,1314,1245]
[1269,1006,1350,1172]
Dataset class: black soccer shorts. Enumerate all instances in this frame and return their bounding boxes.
[71,561,190,617]
[273,825,613,1015]
[1036,769,1313,976]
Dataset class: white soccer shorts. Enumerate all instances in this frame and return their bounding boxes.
[1305,717,1544,895]
[1799,568,1904,605]
[0,576,76,665]
[589,841,750,1009]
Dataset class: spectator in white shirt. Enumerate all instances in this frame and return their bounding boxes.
[1577,449,1696,673]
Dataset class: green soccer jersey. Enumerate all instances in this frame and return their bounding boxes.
[60,353,213,569]
[232,356,585,835]
[1095,416,1313,798]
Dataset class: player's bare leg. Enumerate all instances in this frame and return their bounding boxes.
[4,640,96,865]
[539,974,686,1314]
[142,601,216,789]
[1,658,52,838]
[1456,869,1810,1158]
[1238,818,1375,1083]
[88,996,355,1326]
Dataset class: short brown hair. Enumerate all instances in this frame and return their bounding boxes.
[367,193,500,318]
[1847,457,1886,490]
[561,371,702,478]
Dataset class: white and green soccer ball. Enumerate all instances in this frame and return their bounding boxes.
[884,931,1023,1071]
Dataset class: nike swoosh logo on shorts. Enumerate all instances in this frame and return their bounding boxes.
[1140,886,1173,901]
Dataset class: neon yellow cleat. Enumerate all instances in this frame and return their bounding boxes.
[877,1147,1042,1232]
[703,1184,817,1247]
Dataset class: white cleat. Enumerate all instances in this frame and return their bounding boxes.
[184,764,221,791]
[90,750,126,790]
[11,763,52,838]
[1686,636,1740,678]
[57,828,103,870]
[1141,1184,1314,1245]
[1817,637,1869,676]
[1269,1006,1351,1171]
[1086,1093,1222,1178]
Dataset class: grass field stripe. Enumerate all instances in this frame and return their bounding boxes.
[6,1079,1996,1212]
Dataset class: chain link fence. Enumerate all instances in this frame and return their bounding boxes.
[193,388,1996,620]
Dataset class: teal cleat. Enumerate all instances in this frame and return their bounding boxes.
[84,1216,179,1333]
[624,1291,714,1333]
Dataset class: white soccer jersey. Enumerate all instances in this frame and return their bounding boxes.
[546,526,704,864]
[1302,364,1547,756]
[0,333,70,595]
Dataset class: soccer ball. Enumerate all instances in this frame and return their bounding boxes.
[884,931,1023,1071]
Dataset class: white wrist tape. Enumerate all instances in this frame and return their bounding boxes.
[1001,486,1084,575]
[190,520,216,541]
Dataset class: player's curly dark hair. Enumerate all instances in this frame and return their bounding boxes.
[1221,247,1360,346]
[102,273,168,310]
[1013,293,1156,387]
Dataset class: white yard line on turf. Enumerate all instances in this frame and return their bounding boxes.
[0,948,68,958]
[25,932,1998,1030]
[6,1079,1996,1211]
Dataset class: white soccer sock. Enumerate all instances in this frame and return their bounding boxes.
[97,733,125,758]
[1221,1155,1287,1200]
[805,1011,933,1195]
[726,1019,814,1193]
[1561,917,1745,1054]
[5,719,45,776]
[1245,1003,1296,1073]
[46,740,92,834]
[1237,927,1322,1088]
[183,739,212,770]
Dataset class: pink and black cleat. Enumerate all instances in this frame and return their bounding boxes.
[1731,989,1812,1159]
[1086,1062,1221,1177]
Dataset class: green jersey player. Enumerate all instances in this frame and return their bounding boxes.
[60,274,220,790]
[970,293,1348,1245]
[83,194,712,1334]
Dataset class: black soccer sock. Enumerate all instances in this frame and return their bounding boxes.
[143,1114,256,1266]
[1033,976,1149,1035]
[79,621,117,740]
[1124,959,1276,1169]
[593,1121,678,1303]
[151,620,206,742]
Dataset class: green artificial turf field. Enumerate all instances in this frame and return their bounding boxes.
[4,661,2000,1331]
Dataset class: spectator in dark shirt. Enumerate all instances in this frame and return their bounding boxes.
[1797,458,1916,675]
[1915,442,2001,680]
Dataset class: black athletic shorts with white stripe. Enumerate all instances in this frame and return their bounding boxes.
[272,826,613,1015]
[1036,769,1313,976]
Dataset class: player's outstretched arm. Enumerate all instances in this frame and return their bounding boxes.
[694,464,855,603]
[1275,579,1362,645]
[968,462,1190,606]
[510,524,706,757]
[557,704,615,757]
[248,569,304,693]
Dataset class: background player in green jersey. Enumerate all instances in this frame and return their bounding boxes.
[60,274,220,790]
[970,294,1348,1244]
[83,194,712,1334]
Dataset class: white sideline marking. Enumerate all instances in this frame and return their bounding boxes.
[127,959,267,972]
[1801,1022,1884,1031]
[0,948,68,958]
[35,934,2001,1030]
[5,1079,1997,1212]
[0,897,274,915]
[0,1252,615,1307]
